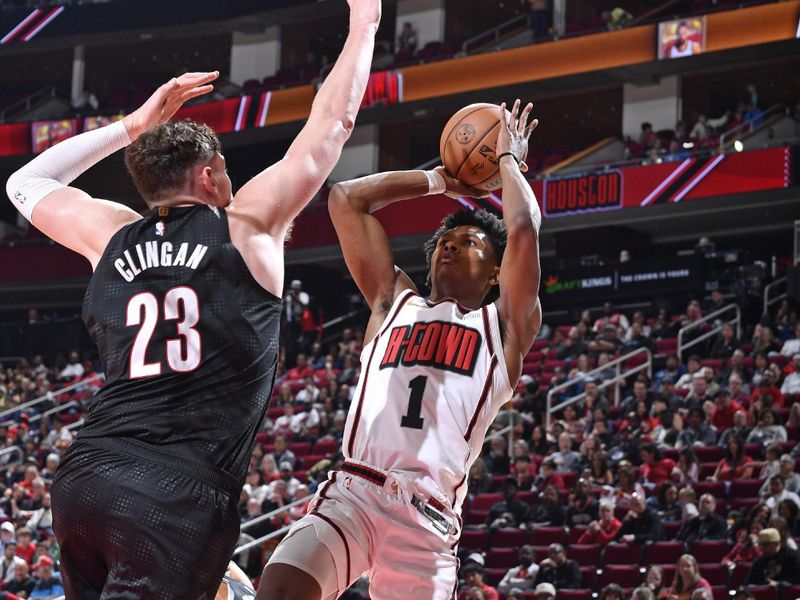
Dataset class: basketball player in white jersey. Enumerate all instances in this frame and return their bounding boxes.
[668,21,701,58]
[258,99,541,600]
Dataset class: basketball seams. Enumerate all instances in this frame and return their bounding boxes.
[455,120,502,185]
[440,105,488,171]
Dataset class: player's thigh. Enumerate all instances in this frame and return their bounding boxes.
[265,512,367,600]
[369,526,457,600]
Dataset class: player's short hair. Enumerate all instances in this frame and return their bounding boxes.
[124,119,221,204]
[424,209,507,271]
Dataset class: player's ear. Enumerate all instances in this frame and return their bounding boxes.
[199,165,216,194]
[488,265,500,286]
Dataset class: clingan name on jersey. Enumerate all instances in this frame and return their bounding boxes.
[114,241,209,282]
[379,321,481,375]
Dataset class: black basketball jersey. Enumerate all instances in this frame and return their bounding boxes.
[79,205,280,483]
[220,575,255,600]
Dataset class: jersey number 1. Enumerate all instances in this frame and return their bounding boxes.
[401,375,426,430]
[127,287,201,378]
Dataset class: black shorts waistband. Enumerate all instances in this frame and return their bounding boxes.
[80,437,241,494]
[341,461,387,487]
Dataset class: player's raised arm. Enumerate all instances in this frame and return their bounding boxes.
[495,100,543,380]
[329,169,483,314]
[228,0,381,240]
[4,71,219,268]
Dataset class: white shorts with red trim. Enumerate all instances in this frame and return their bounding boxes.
[268,468,460,600]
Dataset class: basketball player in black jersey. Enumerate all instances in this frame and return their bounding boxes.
[5,1,381,597]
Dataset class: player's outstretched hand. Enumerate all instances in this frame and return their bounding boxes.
[347,0,381,27]
[433,166,489,199]
[123,71,219,141]
[496,99,538,173]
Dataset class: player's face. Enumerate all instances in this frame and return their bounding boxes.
[677,25,689,42]
[429,225,499,304]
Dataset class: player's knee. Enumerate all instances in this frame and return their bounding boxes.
[257,563,322,600]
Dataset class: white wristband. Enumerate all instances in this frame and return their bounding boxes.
[6,120,130,222]
[423,170,446,195]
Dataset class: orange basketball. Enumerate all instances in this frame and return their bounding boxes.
[440,103,504,192]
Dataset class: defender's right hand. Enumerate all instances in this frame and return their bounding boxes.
[347,0,381,27]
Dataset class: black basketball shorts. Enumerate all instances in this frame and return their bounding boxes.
[51,438,241,600]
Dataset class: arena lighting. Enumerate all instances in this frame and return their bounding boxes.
[734,140,744,152]
[682,141,694,149]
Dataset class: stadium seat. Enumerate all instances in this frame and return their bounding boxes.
[690,540,730,563]
[459,530,488,551]
[529,526,567,547]
[483,567,506,587]
[463,510,488,526]
[598,565,642,588]
[312,439,339,455]
[579,566,596,589]
[288,442,311,455]
[485,548,518,569]
[602,542,643,566]
[557,591,593,600]
[569,526,589,544]
[747,586,777,600]
[694,446,724,462]
[644,541,686,565]
[491,528,527,547]
[712,586,728,600]
[729,561,753,589]
[780,585,800,600]
[699,563,729,586]
[730,479,764,498]
[471,493,502,511]
[655,338,678,354]
[693,481,726,499]
[568,544,601,567]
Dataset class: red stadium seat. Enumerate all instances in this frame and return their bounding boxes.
[690,540,730,563]
[557,591,593,600]
[699,563,728,586]
[729,561,753,589]
[747,586,777,600]
[579,566,596,589]
[694,446,724,462]
[655,338,678,354]
[693,481,726,499]
[463,511,488,526]
[529,527,567,546]
[483,568,506,587]
[288,442,311,455]
[644,541,686,565]
[471,493,502,511]
[602,542,643,566]
[301,454,325,469]
[656,563,676,586]
[569,526,589,544]
[712,587,728,600]
[568,544,601,567]
[730,479,764,498]
[780,585,800,600]
[312,439,339,455]
[491,528,528,547]
[459,530,488,551]
[598,565,642,588]
[485,547,518,569]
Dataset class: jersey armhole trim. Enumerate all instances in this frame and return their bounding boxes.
[486,302,513,395]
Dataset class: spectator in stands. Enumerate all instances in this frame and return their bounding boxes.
[684,372,714,411]
[602,7,633,30]
[535,543,581,589]
[57,351,84,381]
[513,455,536,490]
[468,458,493,495]
[583,377,610,415]
[746,527,800,586]
[664,139,690,163]
[30,554,63,598]
[655,354,685,389]
[622,321,654,355]
[294,375,319,405]
[640,442,676,486]
[6,560,34,598]
[588,324,622,356]
[780,354,800,397]
[676,408,716,449]
[667,554,712,600]
[780,323,800,357]
[747,408,787,446]
[15,527,35,565]
[620,377,651,417]
[0,541,23,585]
[565,477,597,527]
[765,474,800,513]
[724,517,764,567]
[710,434,754,481]
[615,492,662,543]
[599,584,624,600]
[484,436,510,476]
[579,497,621,545]
[709,323,739,360]
[530,582,556,599]
[285,352,314,381]
[619,249,631,264]
[528,0,550,40]
[532,459,566,495]
[675,356,702,393]
[753,325,781,356]
[271,434,297,470]
[498,545,538,595]
[487,478,530,530]
[643,565,667,598]
[768,515,797,551]
[0,522,14,555]
[458,562,499,600]
[273,402,296,439]
[710,387,744,433]
[656,379,682,414]
[676,494,726,544]
[530,426,553,458]
[550,432,581,473]
[719,410,750,449]
[397,22,418,55]
[719,353,750,391]
[778,499,800,536]
[646,482,681,521]
[529,485,565,526]
[639,122,656,148]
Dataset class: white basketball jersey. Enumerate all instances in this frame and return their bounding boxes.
[669,42,693,57]
[342,291,513,515]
